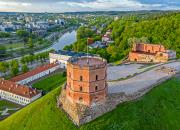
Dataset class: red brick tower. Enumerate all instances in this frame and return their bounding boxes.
[66,56,107,106]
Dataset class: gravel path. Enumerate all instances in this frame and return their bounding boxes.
[108,61,180,95]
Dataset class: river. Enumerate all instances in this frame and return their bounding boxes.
[49,30,77,51]
[4,30,77,62]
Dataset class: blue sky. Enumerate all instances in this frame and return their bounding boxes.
[0,0,179,12]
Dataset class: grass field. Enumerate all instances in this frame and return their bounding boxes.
[4,42,24,49]
[0,100,20,111]
[0,77,179,130]
[32,72,66,92]
[0,100,21,119]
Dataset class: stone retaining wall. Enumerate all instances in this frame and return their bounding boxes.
[58,74,176,126]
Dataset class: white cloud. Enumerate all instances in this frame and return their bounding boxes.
[0,1,32,12]
[63,0,165,11]
[0,0,179,12]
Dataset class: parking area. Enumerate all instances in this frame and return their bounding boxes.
[108,61,180,95]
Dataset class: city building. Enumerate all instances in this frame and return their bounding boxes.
[0,78,41,106]
[88,41,106,49]
[102,30,114,44]
[49,50,89,69]
[129,43,176,63]
[11,63,60,85]
[65,56,108,106]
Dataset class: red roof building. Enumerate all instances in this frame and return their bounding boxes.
[11,63,59,84]
[0,78,41,105]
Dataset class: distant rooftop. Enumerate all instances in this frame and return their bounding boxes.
[53,50,89,57]
[69,56,106,67]
[53,50,96,58]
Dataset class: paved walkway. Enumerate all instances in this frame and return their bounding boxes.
[107,64,144,81]
[107,63,165,81]
[108,61,180,95]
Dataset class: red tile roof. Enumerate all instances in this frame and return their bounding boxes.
[11,63,58,82]
[0,79,41,98]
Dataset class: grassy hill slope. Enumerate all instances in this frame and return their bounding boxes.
[0,77,180,130]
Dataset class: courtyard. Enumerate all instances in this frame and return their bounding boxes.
[0,99,21,120]
[108,61,180,95]
[107,62,169,81]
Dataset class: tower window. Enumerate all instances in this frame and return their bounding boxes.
[80,86,83,92]
[95,86,98,91]
[96,75,98,80]
[79,97,83,102]
[80,76,83,81]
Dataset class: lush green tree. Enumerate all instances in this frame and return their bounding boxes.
[22,64,29,73]
[10,60,19,76]
[28,38,34,49]
[0,45,6,58]
[0,62,9,75]
[0,32,11,38]
[16,30,29,37]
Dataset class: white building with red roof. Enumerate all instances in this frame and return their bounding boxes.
[0,78,41,106]
[11,63,60,85]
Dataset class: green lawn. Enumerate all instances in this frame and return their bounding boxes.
[0,100,20,111]
[0,100,20,119]
[0,77,179,130]
[4,42,25,49]
[32,72,66,92]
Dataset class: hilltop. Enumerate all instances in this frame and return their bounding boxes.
[0,77,180,130]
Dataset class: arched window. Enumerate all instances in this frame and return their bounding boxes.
[80,76,83,81]
[80,86,83,92]
[96,75,98,80]
[95,86,98,91]
[79,97,83,102]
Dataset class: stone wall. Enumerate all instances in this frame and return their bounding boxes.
[59,74,175,126]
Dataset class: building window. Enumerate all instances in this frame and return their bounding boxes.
[80,76,83,81]
[96,75,98,81]
[80,86,83,92]
[95,86,98,91]
[79,97,83,102]
[69,72,71,77]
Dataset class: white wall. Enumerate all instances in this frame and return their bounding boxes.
[17,65,60,85]
[0,89,41,106]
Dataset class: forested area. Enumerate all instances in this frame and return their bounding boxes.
[64,12,180,62]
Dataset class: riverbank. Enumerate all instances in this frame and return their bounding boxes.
[2,27,77,62]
